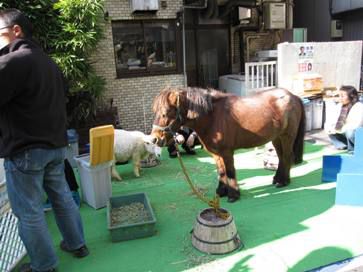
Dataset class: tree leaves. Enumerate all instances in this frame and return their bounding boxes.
[0,0,106,127]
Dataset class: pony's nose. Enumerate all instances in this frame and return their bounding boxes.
[157,138,165,147]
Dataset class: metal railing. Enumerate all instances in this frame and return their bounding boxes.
[245,61,277,94]
[0,180,26,272]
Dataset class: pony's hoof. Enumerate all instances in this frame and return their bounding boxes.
[216,182,228,197]
[272,176,280,185]
[227,187,240,203]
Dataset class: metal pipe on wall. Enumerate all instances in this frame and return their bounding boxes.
[182,10,187,87]
[286,0,294,29]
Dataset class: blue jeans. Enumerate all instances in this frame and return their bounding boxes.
[329,129,355,151]
[4,147,86,271]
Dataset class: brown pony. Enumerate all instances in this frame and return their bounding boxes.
[151,87,305,202]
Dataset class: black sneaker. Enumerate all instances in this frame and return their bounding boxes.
[18,263,55,272]
[184,147,196,155]
[169,151,177,158]
[60,241,89,258]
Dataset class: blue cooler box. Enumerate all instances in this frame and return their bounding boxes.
[66,129,79,168]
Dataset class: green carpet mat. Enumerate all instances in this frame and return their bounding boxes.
[18,142,363,271]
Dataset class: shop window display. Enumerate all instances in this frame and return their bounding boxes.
[112,20,177,77]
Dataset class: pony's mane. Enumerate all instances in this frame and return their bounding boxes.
[152,87,218,119]
[186,87,214,119]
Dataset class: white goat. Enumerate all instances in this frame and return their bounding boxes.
[111,129,161,180]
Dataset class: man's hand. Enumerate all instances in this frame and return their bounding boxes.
[175,134,185,144]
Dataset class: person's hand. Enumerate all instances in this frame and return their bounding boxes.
[325,125,336,135]
[175,134,185,144]
[186,133,197,147]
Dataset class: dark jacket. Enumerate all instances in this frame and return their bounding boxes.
[0,38,67,157]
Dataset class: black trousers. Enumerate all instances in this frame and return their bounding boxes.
[64,159,79,191]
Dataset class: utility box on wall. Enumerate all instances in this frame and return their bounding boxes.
[263,2,286,29]
[331,20,343,38]
[130,0,159,12]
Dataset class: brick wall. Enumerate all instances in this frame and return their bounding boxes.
[90,0,185,133]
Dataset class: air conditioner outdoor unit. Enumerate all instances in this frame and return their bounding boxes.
[233,7,259,28]
[238,7,252,20]
[257,50,277,59]
[130,0,159,12]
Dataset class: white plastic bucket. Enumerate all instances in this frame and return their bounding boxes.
[304,101,313,132]
[312,99,324,130]
[74,154,112,209]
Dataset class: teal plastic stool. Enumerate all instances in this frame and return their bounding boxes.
[321,128,363,206]
[336,173,363,206]
[321,127,363,183]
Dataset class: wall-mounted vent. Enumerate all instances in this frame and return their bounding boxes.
[130,0,159,12]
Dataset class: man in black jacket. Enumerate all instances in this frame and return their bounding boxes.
[0,9,88,272]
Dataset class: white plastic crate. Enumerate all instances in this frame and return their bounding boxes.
[0,159,4,184]
[304,100,313,132]
[312,98,324,130]
[0,210,26,272]
[74,154,112,209]
[0,184,26,272]
[1,159,8,214]
[1,159,26,272]
[0,182,8,214]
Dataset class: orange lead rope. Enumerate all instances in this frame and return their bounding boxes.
[175,144,229,220]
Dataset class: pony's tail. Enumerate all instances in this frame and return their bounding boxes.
[293,98,305,164]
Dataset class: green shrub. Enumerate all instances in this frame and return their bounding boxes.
[0,0,106,128]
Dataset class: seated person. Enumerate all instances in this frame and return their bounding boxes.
[168,127,199,158]
[325,85,363,152]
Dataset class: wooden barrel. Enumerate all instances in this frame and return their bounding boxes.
[192,208,242,254]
